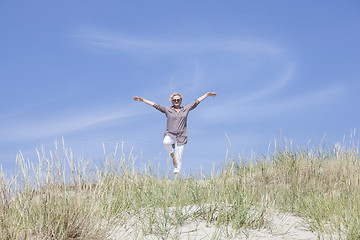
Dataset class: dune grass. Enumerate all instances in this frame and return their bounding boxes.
[0,138,359,239]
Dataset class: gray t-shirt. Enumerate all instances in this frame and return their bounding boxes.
[153,100,200,145]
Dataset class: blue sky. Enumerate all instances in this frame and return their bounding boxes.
[1,1,360,175]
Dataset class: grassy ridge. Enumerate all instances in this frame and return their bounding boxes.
[0,140,359,239]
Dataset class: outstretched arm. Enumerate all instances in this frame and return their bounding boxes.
[196,91,217,102]
[133,96,155,106]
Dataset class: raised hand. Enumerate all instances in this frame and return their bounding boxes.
[133,96,143,101]
[208,91,217,97]
[133,96,155,106]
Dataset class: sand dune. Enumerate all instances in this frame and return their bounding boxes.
[110,208,337,240]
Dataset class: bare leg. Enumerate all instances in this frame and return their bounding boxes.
[170,152,177,168]
[171,153,179,180]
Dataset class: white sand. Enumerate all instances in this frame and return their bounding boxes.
[109,208,338,240]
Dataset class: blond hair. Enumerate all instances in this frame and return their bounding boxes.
[169,92,182,103]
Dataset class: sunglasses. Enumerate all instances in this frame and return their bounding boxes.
[172,99,181,102]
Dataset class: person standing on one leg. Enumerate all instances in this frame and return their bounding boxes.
[133,91,217,179]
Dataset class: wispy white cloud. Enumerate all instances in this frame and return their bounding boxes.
[73,30,350,128]
[230,63,295,105]
[77,30,294,101]
[74,30,300,122]
[0,105,141,141]
[202,84,346,123]
[77,30,284,57]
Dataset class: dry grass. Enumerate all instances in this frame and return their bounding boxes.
[0,138,359,239]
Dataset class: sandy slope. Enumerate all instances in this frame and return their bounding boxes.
[109,209,337,240]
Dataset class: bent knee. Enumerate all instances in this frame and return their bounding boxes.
[163,136,174,145]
